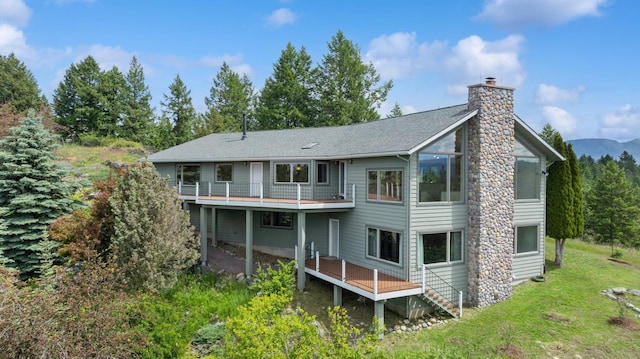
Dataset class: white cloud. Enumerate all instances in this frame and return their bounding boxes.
[0,0,31,27]
[198,53,252,77]
[475,0,608,29]
[265,8,297,28]
[542,106,577,136]
[74,44,134,71]
[365,32,446,79]
[443,34,526,95]
[536,84,585,105]
[0,23,27,54]
[600,104,640,140]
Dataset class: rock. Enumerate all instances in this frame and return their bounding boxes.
[629,289,640,296]
[422,322,429,328]
[429,317,438,323]
[612,287,627,295]
[605,292,618,301]
[403,319,411,325]
[318,328,326,338]
[400,325,407,331]
[236,272,245,280]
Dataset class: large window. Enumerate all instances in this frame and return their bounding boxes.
[367,169,403,202]
[418,128,463,203]
[367,227,401,264]
[261,211,293,229]
[422,231,463,265]
[515,139,540,200]
[176,164,200,185]
[275,163,309,183]
[317,162,329,184]
[515,225,538,254]
[216,163,233,182]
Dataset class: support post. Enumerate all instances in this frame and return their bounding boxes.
[297,211,306,290]
[199,206,207,266]
[195,182,199,199]
[315,252,319,271]
[373,269,378,295]
[374,301,385,339]
[333,285,343,306]
[245,209,253,275]
[211,207,217,246]
[225,183,230,202]
[341,260,346,282]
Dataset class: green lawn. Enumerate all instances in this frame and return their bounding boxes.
[379,238,640,358]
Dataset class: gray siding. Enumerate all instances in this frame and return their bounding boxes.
[408,152,469,298]
[336,156,409,275]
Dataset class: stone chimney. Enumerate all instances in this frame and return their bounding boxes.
[466,78,515,307]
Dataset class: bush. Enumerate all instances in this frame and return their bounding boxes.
[252,259,296,298]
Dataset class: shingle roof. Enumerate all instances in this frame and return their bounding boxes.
[148,104,475,163]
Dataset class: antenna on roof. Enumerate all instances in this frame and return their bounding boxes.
[242,112,247,140]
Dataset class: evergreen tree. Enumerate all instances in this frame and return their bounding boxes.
[539,123,559,145]
[587,161,640,250]
[0,53,46,113]
[255,43,316,130]
[150,115,177,151]
[315,30,393,126]
[122,56,154,144]
[161,75,197,145]
[546,134,575,266]
[205,62,255,133]
[567,144,584,238]
[109,164,199,292]
[53,56,103,139]
[97,66,127,137]
[0,111,83,279]
[386,102,403,118]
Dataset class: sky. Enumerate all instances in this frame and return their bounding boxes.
[0,0,638,141]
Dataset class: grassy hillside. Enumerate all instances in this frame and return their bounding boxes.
[379,239,640,358]
[56,142,149,181]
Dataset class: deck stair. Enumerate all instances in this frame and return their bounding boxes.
[419,289,460,318]
[419,265,463,318]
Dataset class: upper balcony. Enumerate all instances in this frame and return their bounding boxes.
[171,181,356,210]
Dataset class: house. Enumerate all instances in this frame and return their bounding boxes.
[148,80,563,326]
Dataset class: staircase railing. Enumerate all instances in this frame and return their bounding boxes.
[422,265,463,317]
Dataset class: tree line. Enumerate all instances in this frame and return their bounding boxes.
[1,30,396,151]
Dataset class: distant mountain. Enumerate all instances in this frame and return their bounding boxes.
[567,138,640,160]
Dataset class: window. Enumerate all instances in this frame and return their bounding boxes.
[216,163,233,182]
[317,162,329,184]
[515,225,538,254]
[367,227,401,264]
[515,139,540,200]
[275,163,309,183]
[418,128,463,203]
[176,164,200,185]
[261,212,293,229]
[422,231,463,265]
[367,169,403,202]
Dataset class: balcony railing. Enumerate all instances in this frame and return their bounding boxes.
[170,180,355,208]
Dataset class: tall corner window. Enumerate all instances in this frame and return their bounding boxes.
[367,227,401,264]
[215,163,233,182]
[275,163,309,184]
[367,169,403,202]
[422,231,463,265]
[176,164,200,185]
[317,162,329,184]
[418,127,463,203]
[515,225,539,254]
[261,211,293,229]
[515,139,540,200]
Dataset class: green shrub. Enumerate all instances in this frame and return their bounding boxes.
[611,249,624,258]
[252,259,296,298]
[78,132,108,146]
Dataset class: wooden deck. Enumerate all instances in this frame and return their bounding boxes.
[305,257,420,295]
[197,195,350,205]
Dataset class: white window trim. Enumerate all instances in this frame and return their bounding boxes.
[215,163,234,183]
[274,163,310,184]
[514,224,541,256]
[420,230,465,267]
[365,226,402,266]
[366,168,404,204]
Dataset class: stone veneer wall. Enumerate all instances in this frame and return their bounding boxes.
[466,83,515,307]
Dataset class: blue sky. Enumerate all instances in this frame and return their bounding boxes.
[0,0,637,141]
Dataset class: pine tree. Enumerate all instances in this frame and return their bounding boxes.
[255,43,316,130]
[205,62,255,133]
[0,111,84,279]
[161,75,197,145]
[546,134,575,266]
[0,53,46,114]
[567,144,584,239]
[109,164,199,292]
[53,56,103,139]
[386,102,403,118]
[539,123,559,145]
[122,56,154,144]
[587,161,640,250]
[315,30,393,126]
[150,115,177,151]
[97,66,127,137]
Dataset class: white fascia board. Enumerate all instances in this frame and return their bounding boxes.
[407,110,477,155]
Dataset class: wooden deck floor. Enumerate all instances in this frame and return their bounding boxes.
[305,257,420,294]
[196,195,350,205]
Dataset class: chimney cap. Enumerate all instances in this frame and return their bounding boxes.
[485,77,496,85]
